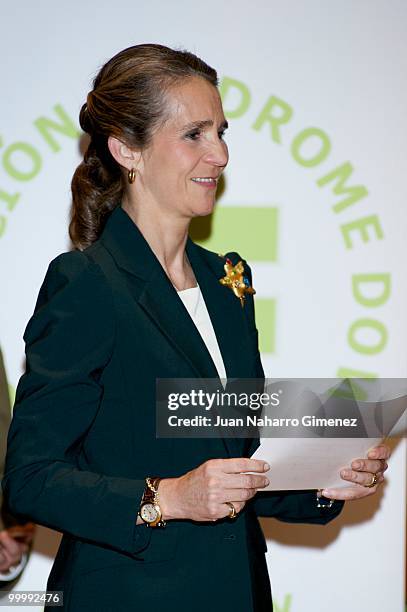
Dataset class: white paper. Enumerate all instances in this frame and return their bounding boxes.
[248,379,407,490]
[251,437,383,490]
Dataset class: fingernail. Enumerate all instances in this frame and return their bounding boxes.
[341,470,350,478]
[322,489,332,496]
[264,478,270,486]
[352,461,361,469]
[264,463,270,471]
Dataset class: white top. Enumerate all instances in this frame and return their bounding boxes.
[177,285,227,385]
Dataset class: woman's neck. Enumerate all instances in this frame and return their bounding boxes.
[121,200,196,291]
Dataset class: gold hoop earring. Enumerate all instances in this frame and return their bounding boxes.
[128,168,136,184]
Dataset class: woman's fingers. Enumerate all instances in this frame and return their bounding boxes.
[208,501,246,521]
[0,531,26,571]
[220,457,270,474]
[204,461,270,517]
[222,488,258,503]
[221,501,246,517]
[219,473,270,490]
[203,461,269,507]
[205,497,247,521]
[340,468,385,487]
[350,458,388,475]
[367,444,391,461]
[0,554,14,573]
[330,444,391,498]
[0,531,20,558]
[321,484,379,501]
[163,457,271,523]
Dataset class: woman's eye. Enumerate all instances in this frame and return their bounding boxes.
[186,130,200,140]
[185,128,227,141]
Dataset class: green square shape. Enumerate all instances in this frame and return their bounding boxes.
[191,207,278,262]
[256,298,276,354]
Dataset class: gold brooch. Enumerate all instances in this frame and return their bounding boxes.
[219,257,255,307]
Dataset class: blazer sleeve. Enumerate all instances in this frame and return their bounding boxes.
[253,490,344,524]
[2,251,151,557]
[238,257,345,524]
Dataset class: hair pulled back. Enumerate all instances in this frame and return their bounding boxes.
[70,44,218,249]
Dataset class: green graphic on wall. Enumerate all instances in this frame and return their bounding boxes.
[191,206,278,354]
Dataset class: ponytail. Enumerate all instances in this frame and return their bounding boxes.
[69,105,123,250]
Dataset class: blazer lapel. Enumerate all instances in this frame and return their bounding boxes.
[100,206,221,381]
[186,239,254,381]
[138,268,220,381]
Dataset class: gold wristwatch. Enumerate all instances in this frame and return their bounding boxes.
[139,477,166,527]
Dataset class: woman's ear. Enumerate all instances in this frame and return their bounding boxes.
[107,136,141,171]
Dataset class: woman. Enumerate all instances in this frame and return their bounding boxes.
[3,44,389,611]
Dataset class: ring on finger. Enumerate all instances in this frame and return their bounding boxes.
[365,473,379,488]
[225,501,237,519]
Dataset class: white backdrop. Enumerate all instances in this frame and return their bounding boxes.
[1,1,406,611]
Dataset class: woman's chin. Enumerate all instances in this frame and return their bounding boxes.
[191,200,216,218]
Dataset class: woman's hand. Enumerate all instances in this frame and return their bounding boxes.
[158,458,270,521]
[0,524,35,573]
[321,444,390,501]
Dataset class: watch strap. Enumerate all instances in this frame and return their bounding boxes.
[139,477,166,527]
[146,476,162,494]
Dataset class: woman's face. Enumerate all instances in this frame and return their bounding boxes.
[137,77,229,219]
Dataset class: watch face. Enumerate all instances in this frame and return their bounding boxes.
[140,503,159,523]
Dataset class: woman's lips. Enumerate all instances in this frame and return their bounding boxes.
[191,177,218,189]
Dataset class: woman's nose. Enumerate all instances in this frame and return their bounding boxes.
[204,138,229,168]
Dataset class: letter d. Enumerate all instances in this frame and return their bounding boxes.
[219,77,251,119]
[352,273,391,307]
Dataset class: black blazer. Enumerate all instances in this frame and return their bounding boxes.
[2,206,343,611]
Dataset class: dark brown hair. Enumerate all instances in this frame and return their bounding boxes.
[69,43,218,249]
